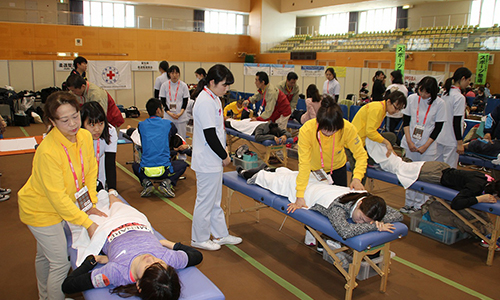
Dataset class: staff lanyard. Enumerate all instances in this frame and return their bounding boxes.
[168,81,180,103]
[95,140,100,172]
[317,130,336,174]
[62,144,85,191]
[77,82,90,105]
[286,84,293,95]
[203,87,224,129]
[260,87,267,104]
[416,96,432,125]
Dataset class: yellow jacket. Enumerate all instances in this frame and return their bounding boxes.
[223,101,244,119]
[351,101,386,146]
[18,127,98,228]
[296,119,367,198]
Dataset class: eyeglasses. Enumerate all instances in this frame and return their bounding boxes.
[392,104,403,111]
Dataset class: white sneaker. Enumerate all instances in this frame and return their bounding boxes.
[213,235,242,245]
[191,240,221,251]
[304,230,316,246]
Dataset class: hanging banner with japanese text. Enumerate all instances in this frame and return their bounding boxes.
[270,64,295,76]
[476,53,489,85]
[335,67,346,78]
[88,61,131,90]
[395,44,406,76]
[131,61,158,71]
[244,63,271,76]
[300,66,325,77]
[55,60,74,72]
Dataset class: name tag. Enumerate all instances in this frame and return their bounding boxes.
[170,103,177,110]
[75,186,92,212]
[312,169,333,184]
[412,124,424,140]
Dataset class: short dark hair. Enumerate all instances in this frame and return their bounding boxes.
[316,95,344,133]
[338,192,387,222]
[193,64,234,98]
[43,91,80,127]
[256,71,269,85]
[325,67,337,80]
[73,56,87,69]
[66,74,86,88]
[286,72,298,81]
[195,68,207,77]
[390,70,403,84]
[146,98,162,117]
[168,65,180,74]
[384,90,407,109]
[268,122,282,137]
[418,76,439,104]
[159,61,169,73]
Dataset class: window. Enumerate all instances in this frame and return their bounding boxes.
[319,12,349,35]
[204,10,246,34]
[358,7,397,33]
[83,1,135,28]
[470,0,500,27]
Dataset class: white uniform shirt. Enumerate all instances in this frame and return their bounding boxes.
[159,80,190,122]
[93,125,118,187]
[401,94,445,156]
[154,73,168,91]
[436,87,465,146]
[191,88,226,173]
[323,79,340,97]
[385,83,408,118]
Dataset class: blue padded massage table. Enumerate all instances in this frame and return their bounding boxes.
[222,171,408,300]
[64,195,225,300]
[459,153,500,171]
[357,164,500,266]
[226,127,295,167]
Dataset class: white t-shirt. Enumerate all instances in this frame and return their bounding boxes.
[154,73,168,91]
[401,94,445,156]
[385,83,408,118]
[323,79,340,97]
[93,125,118,187]
[191,88,226,173]
[159,80,190,123]
[436,87,465,146]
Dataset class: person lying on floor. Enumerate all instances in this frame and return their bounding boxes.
[237,166,402,239]
[62,193,202,300]
[365,138,500,210]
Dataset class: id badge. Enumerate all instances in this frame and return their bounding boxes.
[75,186,92,212]
[412,125,424,140]
[312,169,334,185]
[169,103,177,110]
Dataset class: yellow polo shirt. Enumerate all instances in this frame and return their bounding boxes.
[351,101,387,146]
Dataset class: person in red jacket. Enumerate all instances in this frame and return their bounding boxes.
[245,71,291,130]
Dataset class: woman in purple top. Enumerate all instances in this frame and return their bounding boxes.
[62,195,202,300]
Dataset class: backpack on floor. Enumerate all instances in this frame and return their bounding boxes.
[125,106,140,118]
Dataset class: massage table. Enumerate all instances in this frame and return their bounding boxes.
[459,153,500,171]
[357,164,500,266]
[64,195,225,300]
[226,128,294,167]
[0,135,43,156]
[222,171,408,300]
[286,120,302,138]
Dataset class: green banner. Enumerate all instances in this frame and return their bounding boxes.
[395,44,406,76]
[476,53,489,85]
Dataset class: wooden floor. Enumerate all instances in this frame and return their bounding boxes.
[0,116,498,300]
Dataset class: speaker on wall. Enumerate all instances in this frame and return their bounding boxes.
[290,52,317,60]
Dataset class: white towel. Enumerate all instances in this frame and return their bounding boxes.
[67,190,152,266]
[229,119,267,135]
[365,138,424,188]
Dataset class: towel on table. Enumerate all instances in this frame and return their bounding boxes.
[229,119,267,135]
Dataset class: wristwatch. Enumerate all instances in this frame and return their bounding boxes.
[108,189,118,197]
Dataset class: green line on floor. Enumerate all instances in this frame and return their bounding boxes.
[392,256,493,300]
[227,244,313,300]
[20,127,29,137]
[116,161,311,299]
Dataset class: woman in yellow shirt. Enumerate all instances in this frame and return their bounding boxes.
[18,92,105,300]
[289,96,368,214]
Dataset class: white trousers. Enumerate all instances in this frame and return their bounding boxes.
[172,120,188,139]
[28,222,70,300]
[436,143,459,168]
[404,147,437,209]
[191,171,229,242]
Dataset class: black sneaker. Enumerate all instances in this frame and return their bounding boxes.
[140,179,154,197]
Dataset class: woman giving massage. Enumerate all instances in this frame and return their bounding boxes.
[62,194,202,300]
[237,166,403,239]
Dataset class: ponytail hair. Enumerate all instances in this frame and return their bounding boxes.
[192,64,234,100]
[338,192,387,222]
[80,101,111,144]
[325,67,337,80]
[316,95,344,135]
[443,67,472,96]
[306,84,321,103]
[417,76,439,104]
